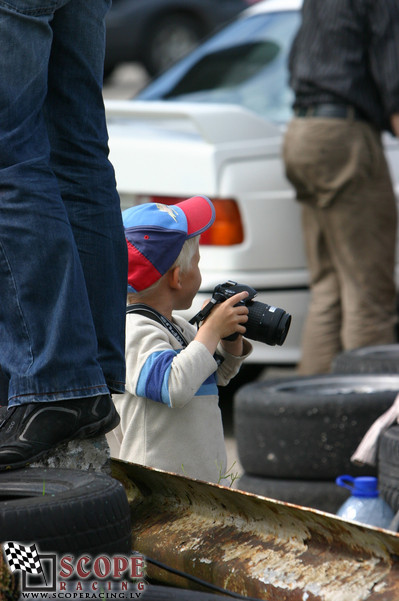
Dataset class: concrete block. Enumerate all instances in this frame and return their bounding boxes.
[31,435,112,475]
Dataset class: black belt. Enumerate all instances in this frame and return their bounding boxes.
[294,103,365,121]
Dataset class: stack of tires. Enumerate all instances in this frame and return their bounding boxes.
[234,366,399,514]
[331,345,399,515]
[331,344,399,376]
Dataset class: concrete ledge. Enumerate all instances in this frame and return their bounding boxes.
[31,435,111,475]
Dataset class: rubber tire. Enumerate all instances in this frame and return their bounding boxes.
[234,375,399,479]
[237,473,350,514]
[378,425,399,513]
[331,345,399,375]
[0,468,131,555]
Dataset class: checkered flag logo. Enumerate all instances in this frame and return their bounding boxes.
[3,542,43,575]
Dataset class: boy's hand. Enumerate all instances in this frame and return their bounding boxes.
[194,291,249,356]
[203,291,249,339]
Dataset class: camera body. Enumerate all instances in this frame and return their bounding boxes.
[190,280,291,346]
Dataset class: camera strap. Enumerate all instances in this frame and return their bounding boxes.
[126,304,189,347]
[188,298,218,327]
[126,303,224,366]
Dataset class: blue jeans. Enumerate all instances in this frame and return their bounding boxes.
[0,0,127,406]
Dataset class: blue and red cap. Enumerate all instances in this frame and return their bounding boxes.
[123,195,215,292]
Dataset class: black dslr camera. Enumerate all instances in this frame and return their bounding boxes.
[189,281,291,346]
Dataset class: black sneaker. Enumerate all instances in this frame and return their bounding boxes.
[0,394,119,471]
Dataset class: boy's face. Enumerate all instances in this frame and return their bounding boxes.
[175,246,202,310]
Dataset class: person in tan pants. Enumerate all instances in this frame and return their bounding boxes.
[283,0,399,375]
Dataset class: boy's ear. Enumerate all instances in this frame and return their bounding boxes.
[168,266,182,290]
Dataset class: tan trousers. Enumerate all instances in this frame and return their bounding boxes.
[283,116,397,374]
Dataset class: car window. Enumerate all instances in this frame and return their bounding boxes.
[136,11,300,124]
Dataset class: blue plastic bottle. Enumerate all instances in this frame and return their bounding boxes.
[335,475,394,529]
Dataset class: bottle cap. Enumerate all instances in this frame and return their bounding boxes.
[336,475,379,498]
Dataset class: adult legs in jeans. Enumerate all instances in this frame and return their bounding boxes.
[0,0,127,468]
[284,118,397,374]
[46,1,128,395]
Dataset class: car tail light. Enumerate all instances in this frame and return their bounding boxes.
[134,195,244,246]
[200,199,243,245]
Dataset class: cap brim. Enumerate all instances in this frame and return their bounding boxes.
[176,195,215,238]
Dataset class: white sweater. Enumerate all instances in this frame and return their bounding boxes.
[107,311,252,484]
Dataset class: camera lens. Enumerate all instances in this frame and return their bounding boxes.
[245,301,291,346]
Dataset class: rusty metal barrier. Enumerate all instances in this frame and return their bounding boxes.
[112,459,399,601]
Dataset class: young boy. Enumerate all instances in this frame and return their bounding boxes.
[107,196,252,484]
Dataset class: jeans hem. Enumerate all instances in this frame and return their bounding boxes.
[107,379,125,395]
[8,384,110,407]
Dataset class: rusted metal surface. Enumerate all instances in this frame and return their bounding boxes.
[111,459,399,601]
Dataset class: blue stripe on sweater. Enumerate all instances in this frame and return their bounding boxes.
[136,350,218,406]
[198,373,218,396]
[137,350,175,406]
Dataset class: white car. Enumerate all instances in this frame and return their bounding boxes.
[105,0,399,365]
